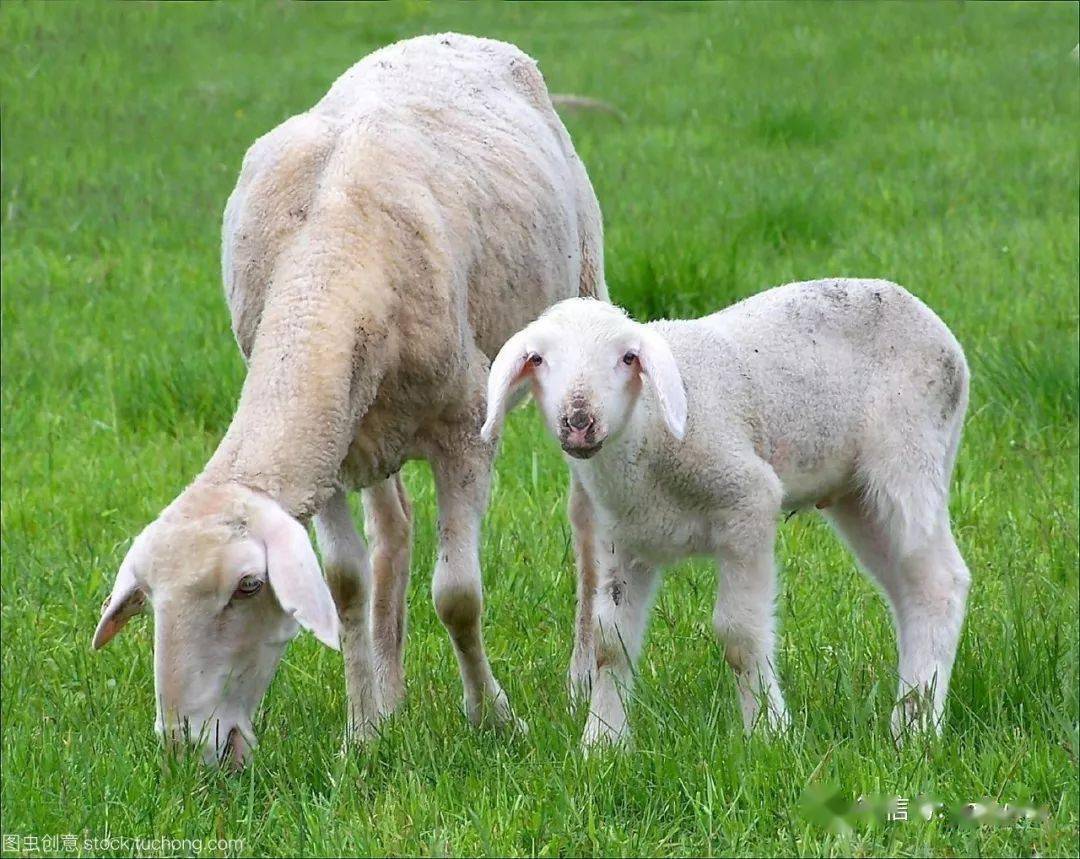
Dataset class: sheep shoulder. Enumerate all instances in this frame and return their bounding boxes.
[223,33,598,365]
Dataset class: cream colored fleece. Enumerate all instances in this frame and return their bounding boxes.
[206,33,606,517]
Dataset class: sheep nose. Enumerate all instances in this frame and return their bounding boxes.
[219,726,253,770]
[565,410,594,432]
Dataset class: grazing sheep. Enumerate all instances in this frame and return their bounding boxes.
[92,33,606,765]
[482,279,970,747]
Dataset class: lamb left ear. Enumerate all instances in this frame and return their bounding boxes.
[638,328,687,440]
[251,496,340,650]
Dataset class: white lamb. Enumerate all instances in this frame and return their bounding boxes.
[482,279,971,747]
[92,33,606,766]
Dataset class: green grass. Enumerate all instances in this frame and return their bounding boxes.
[2,2,1077,856]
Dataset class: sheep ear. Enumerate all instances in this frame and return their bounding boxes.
[92,544,148,650]
[251,496,339,650]
[638,328,687,440]
[481,329,531,443]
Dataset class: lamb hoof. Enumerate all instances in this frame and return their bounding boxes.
[890,695,939,744]
[567,664,594,709]
[765,705,792,734]
[581,717,630,752]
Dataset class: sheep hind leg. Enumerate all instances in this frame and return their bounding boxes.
[824,492,970,740]
[430,443,524,732]
[314,488,380,742]
[363,473,412,717]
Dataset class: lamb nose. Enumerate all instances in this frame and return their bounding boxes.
[567,410,594,431]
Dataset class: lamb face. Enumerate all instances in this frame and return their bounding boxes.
[481,298,686,458]
[92,484,338,767]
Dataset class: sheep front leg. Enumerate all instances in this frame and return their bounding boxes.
[430,449,523,731]
[362,473,412,717]
[314,488,381,742]
[567,473,598,705]
[583,550,660,748]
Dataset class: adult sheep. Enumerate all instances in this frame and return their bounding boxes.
[92,33,606,766]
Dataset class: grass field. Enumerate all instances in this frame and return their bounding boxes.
[2,2,1078,856]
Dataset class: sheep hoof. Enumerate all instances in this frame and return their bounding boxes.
[465,690,528,735]
[341,713,382,753]
[765,705,792,734]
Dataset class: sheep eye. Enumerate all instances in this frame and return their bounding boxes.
[528,353,543,367]
[234,575,263,598]
[622,351,637,365]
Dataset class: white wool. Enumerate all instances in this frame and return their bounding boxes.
[487,279,971,746]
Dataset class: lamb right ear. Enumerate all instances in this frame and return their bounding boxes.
[92,541,148,650]
[481,329,531,443]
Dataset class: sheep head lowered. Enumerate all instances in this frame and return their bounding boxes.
[92,483,339,767]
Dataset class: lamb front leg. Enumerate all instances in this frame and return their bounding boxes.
[314,488,381,742]
[713,507,789,734]
[583,549,661,748]
[567,473,599,705]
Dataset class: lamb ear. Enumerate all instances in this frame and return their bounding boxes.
[252,497,340,650]
[92,542,148,650]
[638,328,687,440]
[481,329,531,443]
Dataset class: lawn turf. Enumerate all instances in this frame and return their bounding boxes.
[1,2,1077,856]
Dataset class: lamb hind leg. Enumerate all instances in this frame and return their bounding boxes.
[825,494,970,738]
[430,442,523,731]
[314,488,380,741]
[363,473,412,717]
[889,523,969,737]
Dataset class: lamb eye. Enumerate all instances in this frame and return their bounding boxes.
[235,575,263,597]
[623,351,637,365]
[528,353,543,367]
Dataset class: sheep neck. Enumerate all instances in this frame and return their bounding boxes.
[202,261,392,520]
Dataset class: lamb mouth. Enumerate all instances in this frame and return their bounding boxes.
[563,441,603,459]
